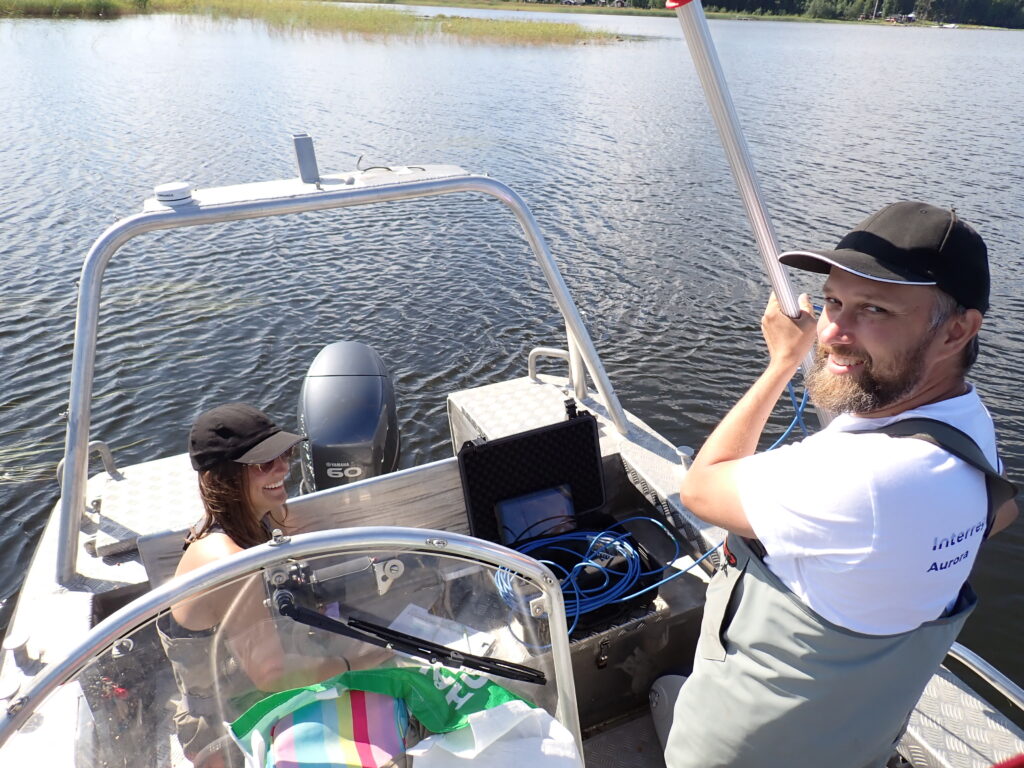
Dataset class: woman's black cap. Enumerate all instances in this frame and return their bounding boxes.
[779,201,990,314]
[188,402,303,472]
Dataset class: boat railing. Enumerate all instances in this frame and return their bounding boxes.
[56,138,631,585]
[527,346,572,382]
[55,440,122,489]
[947,642,1024,713]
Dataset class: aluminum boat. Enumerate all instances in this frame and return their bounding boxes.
[0,131,1020,767]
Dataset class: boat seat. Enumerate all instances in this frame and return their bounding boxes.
[137,528,188,589]
[93,453,204,557]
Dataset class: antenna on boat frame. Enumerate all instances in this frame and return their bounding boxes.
[293,132,321,185]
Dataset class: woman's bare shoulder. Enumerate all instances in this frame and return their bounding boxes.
[171,532,247,630]
[175,531,244,577]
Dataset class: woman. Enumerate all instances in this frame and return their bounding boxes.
[177,401,301,603]
[159,403,345,768]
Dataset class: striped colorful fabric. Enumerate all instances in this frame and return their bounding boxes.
[232,666,533,768]
[266,690,408,768]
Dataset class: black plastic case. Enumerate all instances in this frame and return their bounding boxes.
[457,409,605,545]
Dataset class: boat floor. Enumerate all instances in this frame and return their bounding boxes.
[584,714,664,767]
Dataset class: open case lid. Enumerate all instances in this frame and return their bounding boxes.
[457,403,605,545]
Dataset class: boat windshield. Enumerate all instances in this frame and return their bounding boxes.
[1,546,564,767]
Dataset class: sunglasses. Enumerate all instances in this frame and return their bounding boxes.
[254,445,295,473]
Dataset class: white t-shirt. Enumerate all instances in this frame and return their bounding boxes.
[735,386,998,635]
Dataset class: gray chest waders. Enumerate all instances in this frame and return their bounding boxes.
[663,418,1016,768]
[157,616,259,766]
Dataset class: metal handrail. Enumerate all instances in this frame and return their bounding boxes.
[1,527,582,755]
[56,161,631,585]
[528,346,571,381]
[947,642,1024,712]
[55,440,122,488]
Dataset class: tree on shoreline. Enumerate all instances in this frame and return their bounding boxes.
[699,0,1022,25]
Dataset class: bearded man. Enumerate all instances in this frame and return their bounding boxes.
[659,202,1018,768]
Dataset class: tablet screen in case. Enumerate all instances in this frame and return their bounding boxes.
[495,485,576,546]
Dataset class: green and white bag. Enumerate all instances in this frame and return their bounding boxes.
[230,666,532,768]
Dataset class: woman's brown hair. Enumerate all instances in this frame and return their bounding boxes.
[192,461,286,549]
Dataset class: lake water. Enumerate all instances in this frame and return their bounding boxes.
[1,11,1022,686]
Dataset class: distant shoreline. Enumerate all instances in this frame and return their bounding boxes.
[1,0,1011,31]
[338,0,818,21]
[334,0,1012,29]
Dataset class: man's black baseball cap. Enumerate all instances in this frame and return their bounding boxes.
[189,403,303,472]
[779,201,990,314]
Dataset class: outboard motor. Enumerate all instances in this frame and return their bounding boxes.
[297,341,400,492]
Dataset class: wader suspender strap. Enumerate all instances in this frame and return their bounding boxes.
[873,418,1018,537]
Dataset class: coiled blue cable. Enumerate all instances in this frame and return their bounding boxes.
[495,516,723,638]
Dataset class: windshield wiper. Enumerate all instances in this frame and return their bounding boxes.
[273,589,546,685]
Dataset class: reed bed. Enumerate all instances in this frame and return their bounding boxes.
[432,13,614,44]
[348,0,674,17]
[149,0,422,36]
[1,0,131,17]
[3,0,616,45]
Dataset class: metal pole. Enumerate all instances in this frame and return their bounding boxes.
[670,0,830,425]
[567,336,588,401]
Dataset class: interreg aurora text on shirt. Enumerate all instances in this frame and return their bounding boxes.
[926,518,985,573]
